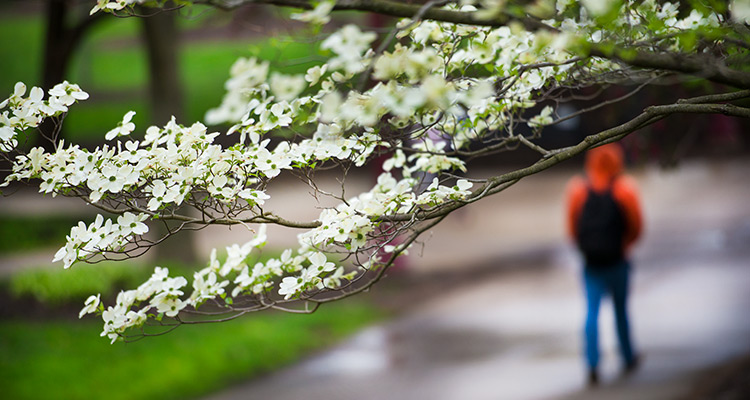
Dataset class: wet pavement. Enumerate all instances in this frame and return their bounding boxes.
[202,255,750,400]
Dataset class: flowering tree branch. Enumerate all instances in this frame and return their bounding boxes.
[2,0,749,342]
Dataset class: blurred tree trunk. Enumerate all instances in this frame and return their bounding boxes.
[39,0,104,150]
[141,7,183,124]
[35,1,196,264]
[42,0,72,92]
[140,8,198,265]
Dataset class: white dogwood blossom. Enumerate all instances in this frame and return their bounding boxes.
[79,294,102,318]
[290,0,336,25]
[105,110,136,141]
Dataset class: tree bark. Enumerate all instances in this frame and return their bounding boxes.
[42,0,70,92]
[39,0,104,150]
[141,8,184,124]
[140,8,197,264]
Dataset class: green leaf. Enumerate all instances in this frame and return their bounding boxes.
[616,47,638,62]
[689,0,726,15]
[597,42,615,57]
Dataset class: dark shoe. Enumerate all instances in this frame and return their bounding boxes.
[587,370,599,387]
[624,354,642,375]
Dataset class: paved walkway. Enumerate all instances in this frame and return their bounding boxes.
[202,159,750,400]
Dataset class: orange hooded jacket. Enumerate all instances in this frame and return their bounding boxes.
[565,144,643,254]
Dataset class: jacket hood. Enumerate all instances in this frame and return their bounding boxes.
[585,143,624,187]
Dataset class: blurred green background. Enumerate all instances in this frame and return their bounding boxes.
[0,3,319,142]
[0,3,379,400]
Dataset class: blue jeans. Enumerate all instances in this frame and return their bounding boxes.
[582,259,635,370]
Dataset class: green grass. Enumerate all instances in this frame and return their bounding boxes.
[2,235,382,400]
[7,261,152,304]
[5,248,286,304]
[0,300,382,400]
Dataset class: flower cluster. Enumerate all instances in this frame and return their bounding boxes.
[0,81,88,151]
[94,266,189,343]
[53,213,148,268]
[79,226,361,342]
[89,0,146,15]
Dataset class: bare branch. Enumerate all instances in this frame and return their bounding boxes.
[545,77,656,128]
[591,45,750,89]
[646,103,750,118]
[677,89,750,104]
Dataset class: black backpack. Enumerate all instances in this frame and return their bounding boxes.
[576,180,626,266]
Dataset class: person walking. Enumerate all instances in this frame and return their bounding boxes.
[565,143,643,386]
